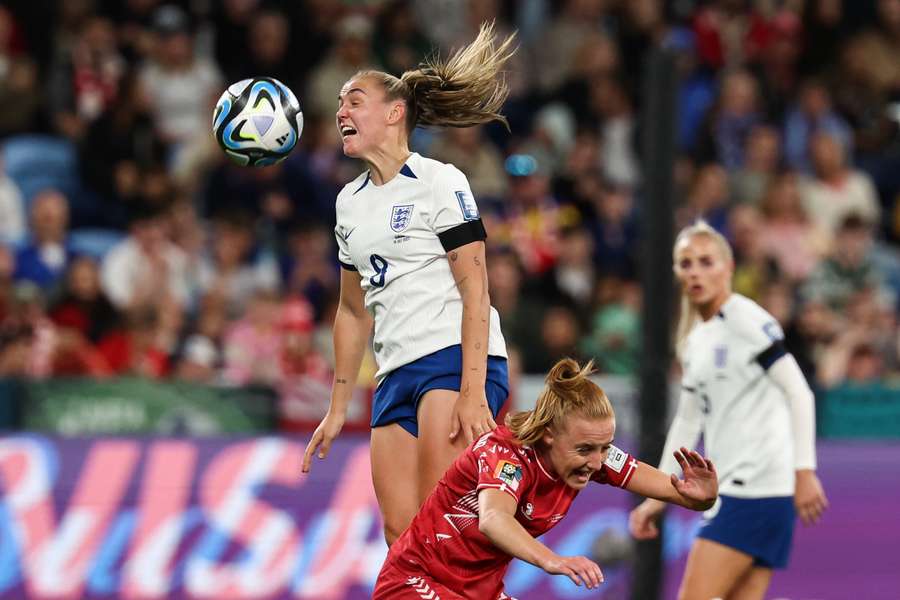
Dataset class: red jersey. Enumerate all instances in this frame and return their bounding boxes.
[375,426,637,599]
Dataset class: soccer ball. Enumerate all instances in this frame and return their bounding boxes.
[212,77,303,167]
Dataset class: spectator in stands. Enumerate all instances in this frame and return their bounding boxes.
[801,132,881,236]
[783,78,852,175]
[694,69,762,170]
[14,190,77,293]
[101,204,190,312]
[539,226,596,311]
[79,71,169,227]
[0,6,40,136]
[758,172,830,282]
[589,76,639,188]
[730,124,780,206]
[222,289,283,387]
[139,5,222,151]
[196,211,280,318]
[581,276,641,376]
[174,293,228,383]
[0,282,58,378]
[729,203,780,301]
[677,163,731,234]
[50,255,121,344]
[487,154,567,275]
[96,304,177,378]
[533,0,609,94]
[277,296,333,427]
[373,0,432,76]
[235,9,296,91]
[522,302,584,374]
[589,180,639,279]
[429,126,509,200]
[0,158,26,245]
[47,15,125,141]
[281,221,338,319]
[306,14,378,120]
[485,247,545,371]
[802,214,886,313]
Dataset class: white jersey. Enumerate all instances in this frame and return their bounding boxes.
[670,294,795,497]
[334,153,507,382]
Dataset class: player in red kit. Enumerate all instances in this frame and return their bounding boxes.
[374,358,719,599]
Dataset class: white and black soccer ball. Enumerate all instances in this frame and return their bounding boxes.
[212,77,303,167]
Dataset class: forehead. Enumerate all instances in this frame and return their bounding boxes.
[339,77,376,98]
[676,234,720,258]
[561,416,615,445]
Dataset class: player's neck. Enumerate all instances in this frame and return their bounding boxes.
[365,145,413,186]
[698,292,731,321]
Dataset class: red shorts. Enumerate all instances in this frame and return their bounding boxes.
[373,559,517,600]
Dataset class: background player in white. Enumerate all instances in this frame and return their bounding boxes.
[629,221,829,600]
[301,23,516,545]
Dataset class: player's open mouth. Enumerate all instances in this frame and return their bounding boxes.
[573,468,592,481]
[340,125,357,138]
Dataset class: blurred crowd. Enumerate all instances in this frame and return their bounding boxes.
[1,0,899,422]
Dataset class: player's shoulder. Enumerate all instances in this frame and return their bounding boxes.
[473,426,531,459]
[412,153,467,186]
[336,170,370,208]
[720,294,783,343]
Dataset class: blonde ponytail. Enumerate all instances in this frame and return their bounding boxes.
[506,358,614,446]
[353,21,516,135]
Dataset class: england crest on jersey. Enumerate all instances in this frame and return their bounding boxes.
[390,204,413,232]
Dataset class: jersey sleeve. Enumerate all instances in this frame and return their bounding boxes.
[429,165,487,252]
[475,436,530,503]
[334,223,355,271]
[591,445,637,488]
[729,299,787,370]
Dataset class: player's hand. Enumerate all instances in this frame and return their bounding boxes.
[628,499,665,540]
[301,412,345,473]
[671,447,718,510]
[540,554,604,589]
[449,389,497,445]
[795,469,828,525]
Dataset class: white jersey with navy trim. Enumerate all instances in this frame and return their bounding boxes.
[334,152,507,382]
[673,294,794,497]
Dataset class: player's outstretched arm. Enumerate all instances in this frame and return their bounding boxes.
[478,489,604,590]
[302,269,373,473]
[626,448,717,512]
[447,240,496,444]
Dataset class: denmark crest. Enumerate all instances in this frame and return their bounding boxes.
[390,204,414,232]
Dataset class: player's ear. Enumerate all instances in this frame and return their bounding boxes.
[541,426,555,448]
[387,100,405,126]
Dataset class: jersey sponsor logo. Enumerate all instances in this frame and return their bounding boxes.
[494,460,523,491]
[522,502,534,519]
[714,345,728,368]
[390,204,414,232]
[455,191,479,221]
[604,445,627,473]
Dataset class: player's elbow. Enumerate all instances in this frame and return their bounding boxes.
[478,508,504,538]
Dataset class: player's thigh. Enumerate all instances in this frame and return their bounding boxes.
[416,388,469,502]
[678,538,755,600]
[371,423,419,543]
[728,566,773,600]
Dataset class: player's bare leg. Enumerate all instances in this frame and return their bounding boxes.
[727,566,773,600]
[417,389,469,503]
[371,422,419,546]
[677,539,754,600]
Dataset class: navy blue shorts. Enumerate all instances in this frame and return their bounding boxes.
[697,495,796,569]
[371,345,509,437]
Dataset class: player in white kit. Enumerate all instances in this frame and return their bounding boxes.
[302,23,516,545]
[629,221,828,600]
